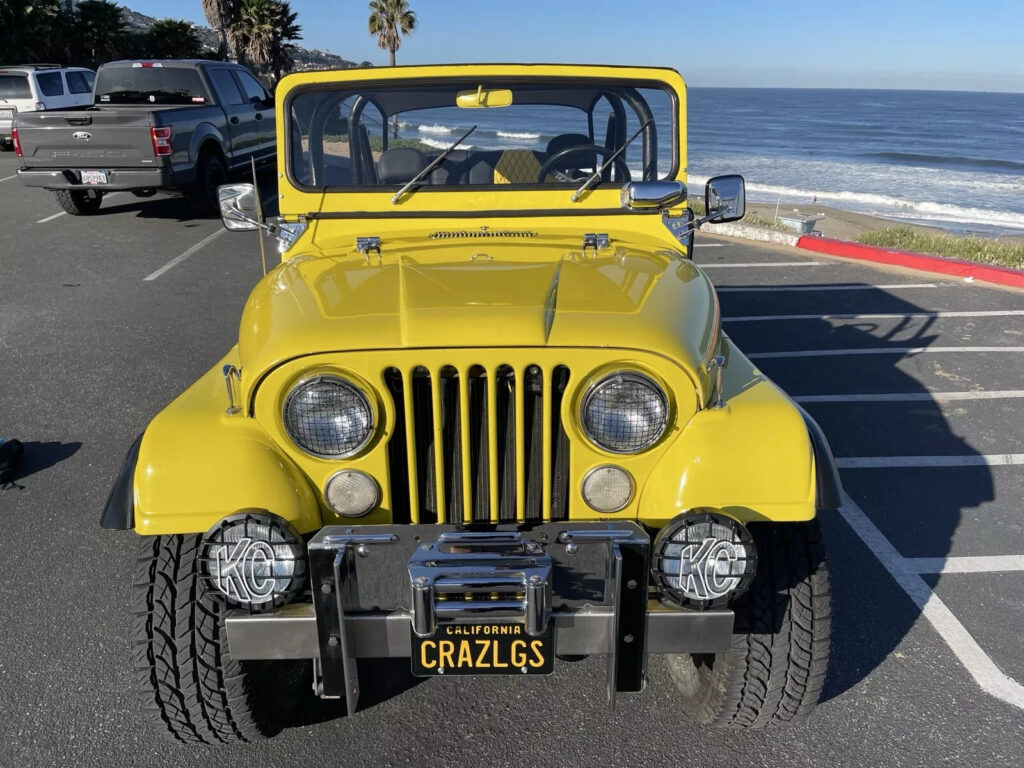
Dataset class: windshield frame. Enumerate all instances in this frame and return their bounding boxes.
[283,75,680,195]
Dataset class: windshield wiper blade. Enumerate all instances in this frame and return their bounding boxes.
[391,124,477,204]
[570,119,651,203]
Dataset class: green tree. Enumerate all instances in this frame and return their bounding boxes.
[0,0,68,64]
[75,0,129,67]
[367,0,415,135]
[229,0,302,84]
[145,19,202,59]
[201,0,235,60]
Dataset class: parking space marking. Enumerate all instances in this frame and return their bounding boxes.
[906,556,1024,574]
[37,210,67,224]
[143,229,227,281]
[715,283,939,292]
[0,174,16,183]
[837,492,1024,710]
[795,390,1024,403]
[725,309,1024,322]
[836,454,1024,469]
[749,346,1024,359]
[698,261,823,268]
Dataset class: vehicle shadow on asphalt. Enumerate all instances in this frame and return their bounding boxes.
[2,440,82,485]
[719,283,993,704]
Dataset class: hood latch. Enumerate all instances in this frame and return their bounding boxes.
[582,233,610,255]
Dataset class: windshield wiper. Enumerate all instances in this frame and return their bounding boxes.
[391,124,477,204]
[570,119,651,203]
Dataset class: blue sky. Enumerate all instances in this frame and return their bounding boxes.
[128,0,1024,91]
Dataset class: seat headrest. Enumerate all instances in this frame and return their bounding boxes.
[379,147,427,184]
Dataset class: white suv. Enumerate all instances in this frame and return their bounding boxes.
[0,64,96,150]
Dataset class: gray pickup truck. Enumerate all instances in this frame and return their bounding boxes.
[15,59,275,216]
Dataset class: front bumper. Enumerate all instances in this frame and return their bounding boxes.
[223,522,734,712]
[16,165,190,191]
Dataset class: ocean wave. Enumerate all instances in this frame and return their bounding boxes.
[864,151,1024,173]
[418,124,455,134]
[495,130,541,140]
[420,137,473,151]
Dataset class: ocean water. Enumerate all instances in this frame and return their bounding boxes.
[387,88,1024,234]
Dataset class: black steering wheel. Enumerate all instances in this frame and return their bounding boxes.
[536,143,631,184]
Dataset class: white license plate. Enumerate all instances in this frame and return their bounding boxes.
[0,109,13,120]
[80,170,107,185]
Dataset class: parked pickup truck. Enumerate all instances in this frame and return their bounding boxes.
[14,59,275,216]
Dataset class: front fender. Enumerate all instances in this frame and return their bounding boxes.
[639,340,819,525]
[130,349,322,536]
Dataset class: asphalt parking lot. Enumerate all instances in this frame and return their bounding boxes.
[1,148,1024,767]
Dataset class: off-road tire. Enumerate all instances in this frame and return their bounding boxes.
[54,188,103,215]
[186,151,227,217]
[665,520,831,727]
[132,534,278,744]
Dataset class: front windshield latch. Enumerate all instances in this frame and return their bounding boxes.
[582,233,610,256]
[355,236,382,262]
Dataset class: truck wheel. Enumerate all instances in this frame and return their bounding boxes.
[187,152,227,217]
[54,189,103,215]
[665,520,831,727]
[132,534,281,743]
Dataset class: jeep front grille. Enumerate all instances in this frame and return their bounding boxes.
[384,364,571,524]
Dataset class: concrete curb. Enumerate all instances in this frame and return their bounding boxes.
[795,235,1024,289]
[703,221,800,247]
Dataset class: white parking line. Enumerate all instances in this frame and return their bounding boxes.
[725,310,1024,322]
[795,390,1024,403]
[749,346,1024,359]
[715,283,939,292]
[698,261,823,268]
[0,174,16,183]
[836,454,1024,469]
[905,556,1024,574]
[143,229,226,281]
[837,492,1024,710]
[695,243,724,247]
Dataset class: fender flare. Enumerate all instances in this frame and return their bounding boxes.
[189,122,227,165]
[797,404,842,511]
[100,432,142,530]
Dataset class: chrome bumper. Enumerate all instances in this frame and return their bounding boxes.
[224,522,734,712]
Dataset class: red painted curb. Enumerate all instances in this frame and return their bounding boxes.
[795,235,1024,288]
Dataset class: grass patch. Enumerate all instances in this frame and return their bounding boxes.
[688,199,789,231]
[322,133,438,153]
[857,227,1024,270]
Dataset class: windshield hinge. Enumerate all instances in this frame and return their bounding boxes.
[582,233,610,255]
[355,236,382,263]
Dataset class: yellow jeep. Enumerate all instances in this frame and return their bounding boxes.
[103,64,839,743]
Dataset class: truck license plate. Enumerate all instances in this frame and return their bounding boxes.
[411,622,554,676]
[0,109,13,120]
[80,170,107,185]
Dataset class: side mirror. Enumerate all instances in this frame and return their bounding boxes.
[704,174,745,223]
[620,180,687,211]
[219,183,260,231]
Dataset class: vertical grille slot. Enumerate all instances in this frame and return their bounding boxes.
[386,362,570,524]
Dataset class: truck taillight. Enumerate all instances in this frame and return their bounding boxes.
[11,126,22,157]
[150,126,172,156]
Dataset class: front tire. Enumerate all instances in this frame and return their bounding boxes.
[132,535,279,743]
[665,520,831,727]
[54,188,103,215]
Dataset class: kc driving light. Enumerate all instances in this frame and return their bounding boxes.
[284,375,374,458]
[199,512,307,611]
[652,511,757,609]
[581,371,668,453]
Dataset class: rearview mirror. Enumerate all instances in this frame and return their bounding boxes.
[219,183,259,231]
[456,87,513,108]
[620,180,687,211]
[704,174,745,223]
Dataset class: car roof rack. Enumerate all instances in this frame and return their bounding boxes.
[0,63,63,70]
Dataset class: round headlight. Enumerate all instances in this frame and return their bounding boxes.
[325,470,379,517]
[582,371,668,453]
[581,465,634,513]
[652,511,757,610]
[200,512,307,611]
[283,375,374,458]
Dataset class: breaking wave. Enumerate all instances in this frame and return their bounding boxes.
[420,137,473,151]
[495,130,541,140]
[418,124,455,134]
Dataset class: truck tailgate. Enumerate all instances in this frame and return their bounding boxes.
[15,108,157,168]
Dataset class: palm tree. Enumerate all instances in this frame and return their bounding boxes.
[367,0,416,136]
[230,0,302,84]
[146,19,202,59]
[201,0,234,59]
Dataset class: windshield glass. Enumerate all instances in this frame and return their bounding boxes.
[288,79,675,189]
[94,67,210,105]
[0,74,31,99]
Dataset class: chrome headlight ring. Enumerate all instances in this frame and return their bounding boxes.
[283,374,376,459]
[580,370,669,454]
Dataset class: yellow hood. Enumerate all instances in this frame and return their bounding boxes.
[238,237,717,397]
